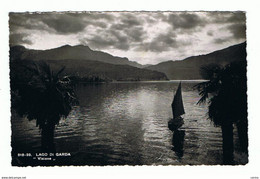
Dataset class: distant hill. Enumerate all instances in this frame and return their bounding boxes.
[9,46,168,82]
[10,44,143,68]
[46,59,168,81]
[146,42,247,80]
[10,42,246,81]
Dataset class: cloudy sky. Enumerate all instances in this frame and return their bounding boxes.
[9,11,246,65]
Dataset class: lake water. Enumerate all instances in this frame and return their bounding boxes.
[11,81,244,165]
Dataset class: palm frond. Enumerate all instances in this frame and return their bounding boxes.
[199,63,223,80]
[195,81,212,104]
[12,60,78,129]
[196,60,247,127]
[56,66,66,77]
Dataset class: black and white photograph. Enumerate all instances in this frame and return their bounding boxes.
[2,0,260,177]
[9,11,248,166]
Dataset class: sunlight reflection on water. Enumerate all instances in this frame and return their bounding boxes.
[12,81,232,165]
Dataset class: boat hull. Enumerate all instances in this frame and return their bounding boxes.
[168,117,184,131]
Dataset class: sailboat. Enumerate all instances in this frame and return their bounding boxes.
[168,82,185,131]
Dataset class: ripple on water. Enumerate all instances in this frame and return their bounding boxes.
[12,82,244,165]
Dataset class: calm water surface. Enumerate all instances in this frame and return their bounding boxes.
[12,81,242,165]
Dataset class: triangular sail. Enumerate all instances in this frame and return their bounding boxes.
[171,82,185,118]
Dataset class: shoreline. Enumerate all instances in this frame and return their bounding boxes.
[76,79,208,84]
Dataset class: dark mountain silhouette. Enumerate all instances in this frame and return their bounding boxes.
[46,59,168,81]
[146,42,246,79]
[11,44,143,68]
[10,42,246,81]
[10,45,168,82]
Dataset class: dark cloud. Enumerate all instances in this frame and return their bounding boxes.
[92,21,107,28]
[110,13,144,31]
[226,12,246,23]
[78,12,115,21]
[144,15,157,24]
[81,35,129,50]
[48,13,115,33]
[79,28,130,50]
[124,27,145,42]
[135,31,189,52]
[206,12,246,41]
[168,13,206,29]
[207,12,231,23]
[114,42,130,50]
[156,33,177,45]
[207,11,246,24]
[142,13,168,24]
[9,33,33,46]
[152,13,168,21]
[146,38,177,52]
[9,13,51,33]
[108,30,128,42]
[120,13,143,26]
[108,31,130,50]
[41,14,87,34]
[213,38,230,44]
[110,23,125,31]
[207,31,214,36]
[227,23,246,39]
[79,23,146,51]
[9,11,246,57]
[9,12,116,35]
[91,16,146,49]
[121,18,141,27]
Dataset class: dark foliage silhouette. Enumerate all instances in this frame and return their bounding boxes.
[195,60,247,164]
[11,60,78,152]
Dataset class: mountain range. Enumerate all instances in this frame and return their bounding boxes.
[10,45,168,81]
[146,42,246,79]
[11,44,143,68]
[10,41,246,81]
